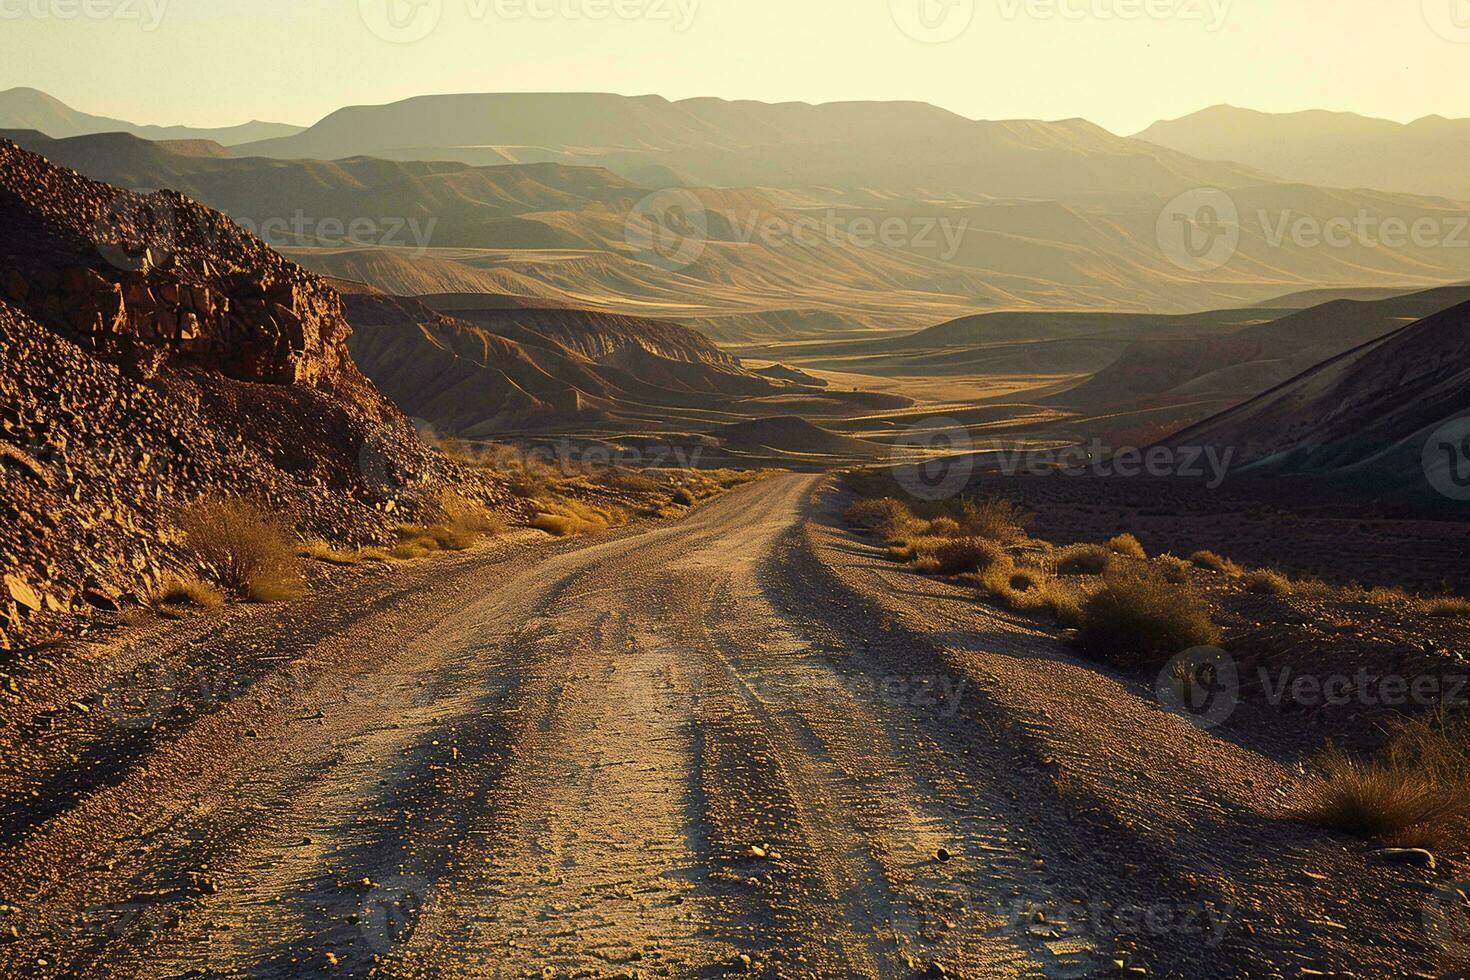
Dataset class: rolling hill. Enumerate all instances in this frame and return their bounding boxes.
[1136,105,1470,200]
[0,87,302,146]
[1158,299,1470,500]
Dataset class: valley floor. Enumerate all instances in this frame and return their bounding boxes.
[0,475,1456,978]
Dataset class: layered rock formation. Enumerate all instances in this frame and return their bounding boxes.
[0,140,489,646]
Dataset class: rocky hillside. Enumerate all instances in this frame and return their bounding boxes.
[0,140,483,646]
[1158,299,1470,502]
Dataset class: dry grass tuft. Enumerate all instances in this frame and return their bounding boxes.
[1190,550,1242,576]
[149,572,225,611]
[1056,544,1113,577]
[176,495,304,603]
[1074,568,1222,669]
[1425,597,1470,620]
[1294,717,1470,851]
[920,536,1008,576]
[1107,533,1147,559]
[672,487,697,507]
[1155,554,1191,584]
[532,497,629,537]
[392,491,507,557]
[1244,568,1294,597]
[943,496,1033,544]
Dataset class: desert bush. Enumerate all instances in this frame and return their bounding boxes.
[532,497,628,537]
[844,496,912,535]
[392,491,506,556]
[1189,550,1241,576]
[1244,569,1294,597]
[175,495,304,603]
[1426,596,1470,620]
[922,536,1008,576]
[1074,568,1222,669]
[926,517,962,538]
[1107,533,1146,559]
[1155,554,1190,584]
[1056,544,1113,576]
[149,572,225,611]
[978,562,1051,613]
[672,487,697,506]
[1294,717,1470,851]
[948,496,1033,544]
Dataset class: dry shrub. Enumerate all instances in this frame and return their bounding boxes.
[600,469,667,494]
[1426,596,1470,620]
[946,496,1033,544]
[1294,717,1470,851]
[1244,569,1294,597]
[1190,550,1241,576]
[672,487,697,506]
[1057,544,1113,576]
[149,572,224,611]
[844,497,912,536]
[979,562,1052,613]
[1155,554,1191,584]
[393,491,507,556]
[1107,533,1146,559]
[176,495,304,603]
[1074,568,1222,669]
[922,537,1008,576]
[532,497,628,537]
[926,517,962,537]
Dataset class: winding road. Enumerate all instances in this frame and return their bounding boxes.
[0,474,1454,978]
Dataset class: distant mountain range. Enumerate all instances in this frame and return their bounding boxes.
[1136,105,1470,200]
[0,87,303,146]
[8,126,1469,331]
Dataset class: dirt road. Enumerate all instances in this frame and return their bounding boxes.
[0,474,1456,978]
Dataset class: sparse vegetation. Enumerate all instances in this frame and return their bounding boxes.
[1244,568,1294,597]
[175,494,305,603]
[1107,533,1146,559]
[1056,544,1113,576]
[532,497,629,537]
[672,487,697,506]
[392,490,507,558]
[1425,596,1470,620]
[1074,568,1221,669]
[1189,550,1241,576]
[148,572,225,611]
[920,536,1007,576]
[1294,717,1470,851]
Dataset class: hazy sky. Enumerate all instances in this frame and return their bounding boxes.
[1,0,1467,134]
